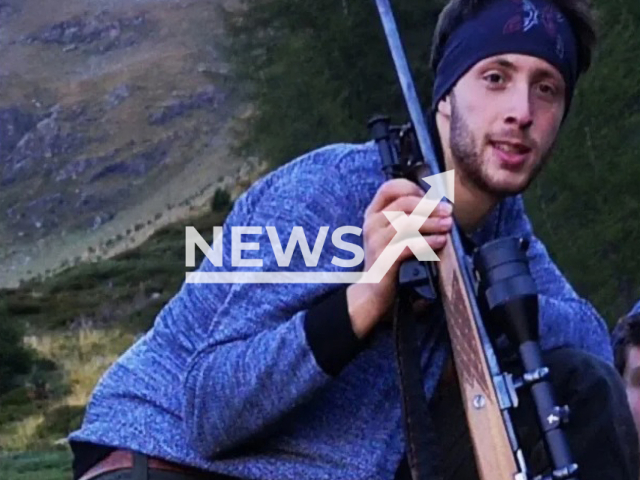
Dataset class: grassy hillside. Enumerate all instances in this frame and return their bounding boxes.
[1,450,72,480]
[0,197,232,478]
[0,205,229,334]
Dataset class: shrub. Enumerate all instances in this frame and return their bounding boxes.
[210,188,231,212]
[0,322,34,396]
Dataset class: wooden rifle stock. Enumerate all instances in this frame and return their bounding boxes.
[431,183,521,480]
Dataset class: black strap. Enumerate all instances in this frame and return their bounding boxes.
[393,296,444,480]
[132,452,148,480]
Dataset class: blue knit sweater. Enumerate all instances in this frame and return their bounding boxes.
[68,141,613,480]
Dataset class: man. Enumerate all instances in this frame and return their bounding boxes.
[612,302,640,458]
[68,0,639,479]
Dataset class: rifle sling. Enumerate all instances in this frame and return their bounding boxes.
[393,297,444,480]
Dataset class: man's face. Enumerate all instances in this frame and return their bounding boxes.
[442,53,566,197]
[623,345,640,445]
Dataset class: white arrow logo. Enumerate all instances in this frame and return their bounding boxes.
[359,170,455,284]
[547,413,560,425]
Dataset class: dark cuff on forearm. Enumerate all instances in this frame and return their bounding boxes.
[304,286,367,377]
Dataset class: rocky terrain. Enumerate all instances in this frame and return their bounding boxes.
[0,0,256,287]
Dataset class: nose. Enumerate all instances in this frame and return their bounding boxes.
[504,85,534,130]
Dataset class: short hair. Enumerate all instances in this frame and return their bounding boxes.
[611,313,640,376]
[429,0,598,78]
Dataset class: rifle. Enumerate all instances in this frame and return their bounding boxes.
[369,1,579,479]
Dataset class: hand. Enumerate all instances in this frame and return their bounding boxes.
[347,178,453,338]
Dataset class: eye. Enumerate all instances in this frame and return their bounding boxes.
[537,82,558,97]
[483,72,505,85]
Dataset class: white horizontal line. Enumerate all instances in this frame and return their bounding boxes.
[185,271,372,284]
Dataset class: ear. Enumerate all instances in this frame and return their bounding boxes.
[437,93,452,118]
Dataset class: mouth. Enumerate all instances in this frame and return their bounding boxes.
[490,140,533,168]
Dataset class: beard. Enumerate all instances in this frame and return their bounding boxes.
[449,94,552,198]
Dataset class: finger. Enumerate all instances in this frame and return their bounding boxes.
[383,195,426,216]
[396,234,447,263]
[366,179,425,216]
[365,212,451,256]
[418,214,453,234]
[364,198,453,247]
[432,201,453,218]
[377,196,453,225]
[363,195,423,234]
[380,215,452,240]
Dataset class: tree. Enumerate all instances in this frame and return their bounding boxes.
[219,0,442,167]
[0,320,34,395]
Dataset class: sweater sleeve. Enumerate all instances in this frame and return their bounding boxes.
[499,196,613,363]
[179,145,373,458]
